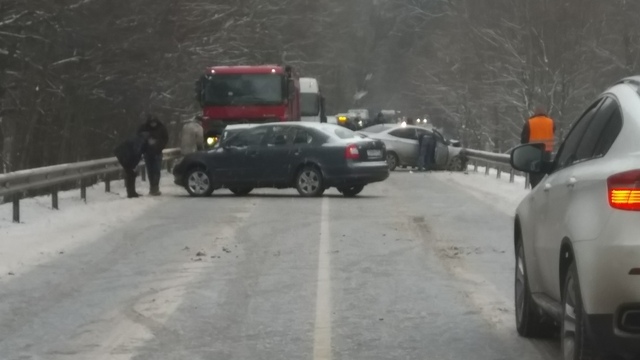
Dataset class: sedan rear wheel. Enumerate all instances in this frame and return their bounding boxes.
[386,153,399,171]
[296,166,325,197]
[186,169,214,197]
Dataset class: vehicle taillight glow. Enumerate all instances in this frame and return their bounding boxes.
[345,144,359,160]
[607,170,640,211]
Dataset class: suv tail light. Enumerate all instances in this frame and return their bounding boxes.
[607,170,640,211]
[345,144,360,160]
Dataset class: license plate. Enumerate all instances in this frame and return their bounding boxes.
[367,149,382,159]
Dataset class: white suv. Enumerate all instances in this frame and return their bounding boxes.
[511,77,640,360]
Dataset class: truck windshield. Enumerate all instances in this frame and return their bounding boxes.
[203,74,284,106]
[300,93,320,116]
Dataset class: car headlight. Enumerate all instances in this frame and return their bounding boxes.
[206,137,218,145]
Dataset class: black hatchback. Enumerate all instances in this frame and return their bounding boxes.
[173,123,389,197]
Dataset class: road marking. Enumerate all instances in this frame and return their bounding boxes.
[313,198,332,360]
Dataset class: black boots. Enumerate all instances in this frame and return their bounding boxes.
[124,171,140,198]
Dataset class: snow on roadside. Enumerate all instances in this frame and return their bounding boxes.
[0,172,180,281]
[432,166,529,216]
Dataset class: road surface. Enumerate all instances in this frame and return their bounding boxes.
[0,171,561,360]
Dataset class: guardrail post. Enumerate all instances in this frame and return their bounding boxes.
[510,169,515,183]
[166,159,173,172]
[525,174,531,189]
[497,167,502,179]
[485,164,490,176]
[473,161,478,172]
[105,174,111,192]
[81,179,87,202]
[52,187,59,210]
[12,194,20,223]
[140,166,146,182]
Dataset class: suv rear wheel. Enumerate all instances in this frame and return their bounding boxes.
[562,263,601,360]
[515,239,554,337]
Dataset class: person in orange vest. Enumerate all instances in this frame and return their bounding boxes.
[521,106,555,187]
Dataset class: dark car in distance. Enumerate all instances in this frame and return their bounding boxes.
[173,123,389,197]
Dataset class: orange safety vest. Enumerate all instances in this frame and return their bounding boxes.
[528,115,554,152]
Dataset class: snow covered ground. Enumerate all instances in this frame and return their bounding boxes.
[0,165,531,281]
[0,172,182,281]
[430,166,530,216]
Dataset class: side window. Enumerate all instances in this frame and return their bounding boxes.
[389,128,417,140]
[555,100,602,170]
[574,97,618,162]
[292,129,315,145]
[264,126,293,147]
[593,107,623,157]
[227,127,267,147]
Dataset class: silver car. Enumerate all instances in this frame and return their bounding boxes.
[358,124,466,171]
[511,77,640,359]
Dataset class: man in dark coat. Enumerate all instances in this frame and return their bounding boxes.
[114,132,149,198]
[417,131,436,172]
[137,115,169,196]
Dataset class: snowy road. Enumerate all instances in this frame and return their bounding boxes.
[0,171,562,360]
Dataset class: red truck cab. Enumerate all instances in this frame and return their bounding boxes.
[195,65,301,138]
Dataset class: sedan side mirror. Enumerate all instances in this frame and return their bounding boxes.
[510,143,546,173]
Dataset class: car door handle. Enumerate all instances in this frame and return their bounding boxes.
[544,183,551,192]
[567,177,577,187]
[293,149,301,156]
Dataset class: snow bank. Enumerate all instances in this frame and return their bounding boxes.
[432,166,529,216]
[0,172,180,280]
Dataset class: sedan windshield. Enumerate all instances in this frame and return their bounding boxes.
[203,74,284,106]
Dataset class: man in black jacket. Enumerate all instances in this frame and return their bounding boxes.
[114,132,149,198]
[137,115,169,196]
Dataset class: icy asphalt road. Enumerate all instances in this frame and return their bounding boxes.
[0,171,561,360]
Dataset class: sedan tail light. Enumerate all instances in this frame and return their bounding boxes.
[345,144,360,160]
[607,170,640,211]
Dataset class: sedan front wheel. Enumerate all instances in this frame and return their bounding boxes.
[185,168,214,197]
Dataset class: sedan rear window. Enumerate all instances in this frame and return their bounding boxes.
[360,124,390,133]
[333,127,357,139]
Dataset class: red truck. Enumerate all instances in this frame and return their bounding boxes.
[195,65,301,139]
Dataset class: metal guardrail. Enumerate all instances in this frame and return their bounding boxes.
[461,148,531,189]
[0,148,181,223]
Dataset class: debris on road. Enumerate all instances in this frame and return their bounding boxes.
[196,251,206,257]
[182,246,190,251]
[222,247,231,253]
[8,272,15,276]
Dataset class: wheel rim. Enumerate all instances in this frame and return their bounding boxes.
[187,171,210,195]
[515,245,526,325]
[563,276,577,360]
[451,157,463,171]
[299,170,320,194]
[387,154,397,169]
